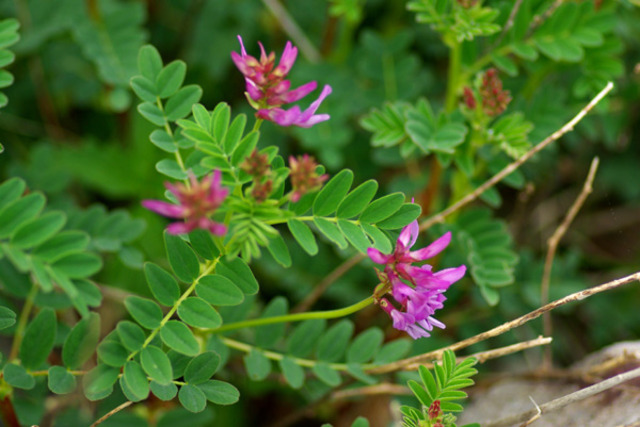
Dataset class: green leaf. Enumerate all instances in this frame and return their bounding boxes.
[373,339,412,364]
[165,85,203,121]
[32,231,90,263]
[51,253,102,278]
[212,102,230,143]
[131,75,158,102]
[336,180,378,218]
[313,217,348,249]
[178,297,222,329]
[361,223,392,253]
[179,383,207,413]
[196,275,244,306]
[137,45,163,81]
[243,349,271,381]
[20,307,56,370]
[150,129,178,153]
[189,229,219,260]
[83,364,119,400]
[279,357,305,389]
[337,220,371,253]
[117,320,146,352]
[156,159,188,180]
[313,169,353,216]
[0,192,46,238]
[346,364,377,385]
[287,319,326,358]
[197,380,239,405]
[312,363,341,386]
[347,327,384,364]
[62,312,100,369]
[98,338,129,368]
[144,262,180,306]
[230,131,259,166]
[0,306,16,330]
[123,360,150,401]
[360,102,408,148]
[376,203,421,230]
[141,346,174,385]
[168,350,192,379]
[48,366,77,394]
[150,380,178,401]
[3,363,35,390]
[164,232,200,283]
[184,351,220,384]
[10,211,66,249]
[160,320,200,356]
[266,234,291,268]
[216,257,259,295]
[156,60,186,98]
[287,219,318,255]
[359,193,405,223]
[511,42,538,61]
[255,297,288,348]
[316,319,354,362]
[0,177,26,210]
[138,102,166,126]
[223,114,247,154]
[125,296,163,329]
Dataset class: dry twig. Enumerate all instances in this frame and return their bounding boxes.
[482,366,640,427]
[419,82,614,232]
[540,157,600,369]
[90,401,133,427]
[369,271,640,374]
[262,0,321,62]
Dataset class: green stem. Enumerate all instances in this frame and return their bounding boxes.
[127,258,220,361]
[221,337,374,371]
[208,296,375,334]
[252,118,263,133]
[156,97,189,187]
[445,38,462,114]
[9,283,38,361]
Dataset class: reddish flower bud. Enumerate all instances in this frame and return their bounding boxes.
[463,87,476,109]
[457,0,478,8]
[288,154,328,202]
[428,400,442,420]
[241,149,270,178]
[479,68,511,116]
[251,179,273,203]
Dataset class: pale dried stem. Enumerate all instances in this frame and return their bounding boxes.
[90,401,133,427]
[491,0,524,49]
[368,272,640,374]
[262,0,321,62]
[331,383,411,401]
[419,82,614,232]
[540,157,599,370]
[482,365,640,427]
[520,397,542,426]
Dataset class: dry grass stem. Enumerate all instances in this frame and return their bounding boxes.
[369,271,640,374]
[482,366,640,427]
[331,383,411,401]
[90,401,133,427]
[541,157,600,369]
[519,397,542,426]
[419,82,614,232]
[262,0,321,62]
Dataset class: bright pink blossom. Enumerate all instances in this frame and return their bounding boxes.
[369,220,466,339]
[142,171,228,235]
[231,35,331,128]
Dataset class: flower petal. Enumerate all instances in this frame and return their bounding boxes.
[367,247,391,265]
[142,200,186,218]
[434,265,467,284]
[398,220,419,249]
[407,231,452,261]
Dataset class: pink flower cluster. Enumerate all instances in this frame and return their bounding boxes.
[368,221,466,339]
[231,36,331,128]
[142,171,228,235]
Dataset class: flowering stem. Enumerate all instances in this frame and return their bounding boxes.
[9,282,38,361]
[208,295,374,334]
[156,97,189,187]
[252,118,263,133]
[444,38,461,113]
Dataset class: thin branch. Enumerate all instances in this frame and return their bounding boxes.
[471,336,552,365]
[541,157,599,369]
[491,0,524,49]
[368,271,640,374]
[482,365,640,427]
[90,401,133,427]
[520,397,542,426]
[419,81,614,232]
[527,0,563,36]
[262,0,321,62]
[331,383,411,401]
[292,253,365,312]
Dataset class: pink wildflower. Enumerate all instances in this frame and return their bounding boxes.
[142,171,228,235]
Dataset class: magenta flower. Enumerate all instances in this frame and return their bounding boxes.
[369,220,466,339]
[231,35,331,128]
[142,171,228,235]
